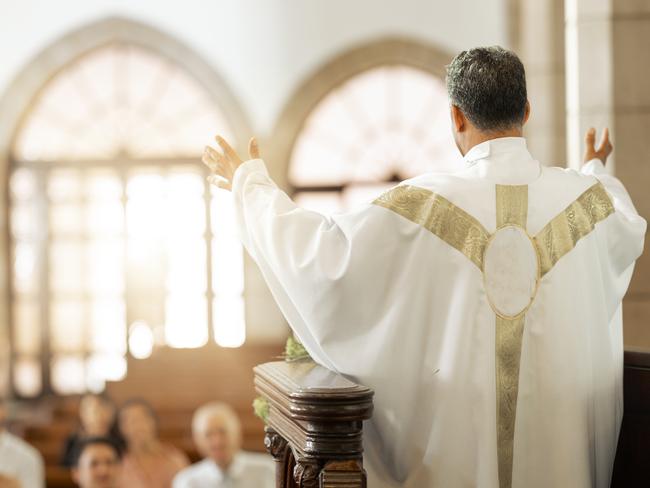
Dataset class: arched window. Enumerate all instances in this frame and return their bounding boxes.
[9,41,246,397]
[276,39,461,214]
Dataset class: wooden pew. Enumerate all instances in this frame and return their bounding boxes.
[611,349,650,486]
[15,343,283,488]
[10,345,650,487]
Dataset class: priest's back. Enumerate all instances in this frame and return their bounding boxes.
[212,47,647,488]
[232,135,645,487]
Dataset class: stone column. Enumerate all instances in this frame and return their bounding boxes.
[565,0,650,347]
[517,0,567,166]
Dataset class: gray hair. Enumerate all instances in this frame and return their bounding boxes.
[446,46,527,132]
[192,402,242,445]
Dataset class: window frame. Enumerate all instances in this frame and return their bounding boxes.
[269,38,454,195]
[0,18,253,400]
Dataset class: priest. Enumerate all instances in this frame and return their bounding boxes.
[202,46,646,488]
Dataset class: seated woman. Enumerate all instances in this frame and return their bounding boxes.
[60,394,124,468]
[118,399,189,488]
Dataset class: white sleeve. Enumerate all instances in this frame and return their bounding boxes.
[582,159,646,270]
[582,159,646,316]
[231,159,403,371]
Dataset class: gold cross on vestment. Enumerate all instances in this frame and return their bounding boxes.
[373,181,614,488]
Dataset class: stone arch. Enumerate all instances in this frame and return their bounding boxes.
[268,37,454,188]
[0,16,253,397]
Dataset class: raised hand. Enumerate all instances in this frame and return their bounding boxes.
[584,127,613,165]
[202,135,260,191]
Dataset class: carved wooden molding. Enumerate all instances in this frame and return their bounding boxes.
[293,458,321,488]
[264,428,291,488]
[255,360,374,488]
[321,460,367,488]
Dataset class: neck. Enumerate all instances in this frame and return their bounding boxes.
[214,456,234,472]
[84,425,108,436]
[130,438,159,455]
[462,128,523,156]
[217,459,232,472]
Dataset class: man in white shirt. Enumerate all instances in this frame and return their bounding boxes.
[0,397,45,488]
[71,437,122,488]
[202,47,646,488]
[173,402,274,488]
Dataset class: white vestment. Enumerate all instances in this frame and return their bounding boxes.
[231,137,646,488]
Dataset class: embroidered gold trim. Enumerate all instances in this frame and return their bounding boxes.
[493,185,530,488]
[496,185,528,229]
[534,182,614,277]
[495,314,526,488]
[373,185,490,269]
[374,180,615,488]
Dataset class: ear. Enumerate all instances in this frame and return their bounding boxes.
[523,100,531,125]
[71,468,80,484]
[451,105,466,132]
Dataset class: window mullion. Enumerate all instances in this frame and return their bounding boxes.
[204,177,215,344]
[120,165,131,357]
[37,168,52,395]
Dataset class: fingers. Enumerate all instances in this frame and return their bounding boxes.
[207,174,222,186]
[598,127,612,152]
[204,135,258,191]
[585,127,596,150]
[585,127,613,152]
[202,146,228,172]
[583,127,613,165]
[248,137,260,159]
[204,145,227,164]
[201,156,217,172]
[207,174,231,190]
[215,135,241,164]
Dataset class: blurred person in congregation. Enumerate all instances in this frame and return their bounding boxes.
[173,402,274,488]
[71,437,122,488]
[118,399,189,487]
[0,396,45,488]
[61,394,125,467]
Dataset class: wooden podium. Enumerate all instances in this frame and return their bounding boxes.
[254,360,374,488]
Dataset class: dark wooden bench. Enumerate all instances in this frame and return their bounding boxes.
[611,349,650,486]
[8,347,649,487]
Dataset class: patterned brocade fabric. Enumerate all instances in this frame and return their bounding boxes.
[373,184,490,269]
[534,182,615,277]
[373,180,615,488]
[373,181,614,277]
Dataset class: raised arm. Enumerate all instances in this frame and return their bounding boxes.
[579,128,646,321]
[202,136,401,371]
[581,128,639,218]
[580,128,646,270]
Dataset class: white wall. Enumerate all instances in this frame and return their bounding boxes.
[0,0,508,135]
[0,0,509,345]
